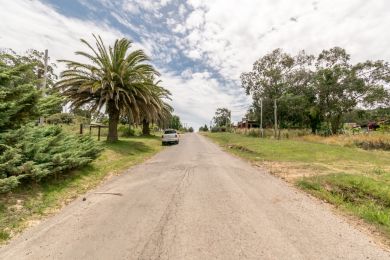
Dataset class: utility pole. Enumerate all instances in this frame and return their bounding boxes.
[260,98,263,138]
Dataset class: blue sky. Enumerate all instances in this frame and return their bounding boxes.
[1,0,389,129]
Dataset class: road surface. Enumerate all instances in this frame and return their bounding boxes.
[1,133,389,259]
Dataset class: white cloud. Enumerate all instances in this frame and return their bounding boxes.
[0,1,125,69]
[181,0,390,82]
[122,2,140,14]
[172,24,186,34]
[185,9,204,29]
[159,69,251,130]
[0,0,243,129]
[178,4,187,18]
[2,0,389,130]
[122,0,171,13]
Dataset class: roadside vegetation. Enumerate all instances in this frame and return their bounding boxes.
[203,46,390,242]
[240,47,389,136]
[204,131,390,243]
[0,135,162,242]
[0,35,178,242]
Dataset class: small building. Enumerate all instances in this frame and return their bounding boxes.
[237,118,260,129]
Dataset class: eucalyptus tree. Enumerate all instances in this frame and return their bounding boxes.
[56,35,160,142]
[168,115,182,131]
[241,49,313,137]
[213,107,231,128]
[313,47,390,134]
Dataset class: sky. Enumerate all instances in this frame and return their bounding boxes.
[1,0,389,130]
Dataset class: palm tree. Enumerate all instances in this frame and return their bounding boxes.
[137,79,173,135]
[56,35,160,142]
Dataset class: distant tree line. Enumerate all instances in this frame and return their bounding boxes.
[199,124,209,132]
[241,47,390,135]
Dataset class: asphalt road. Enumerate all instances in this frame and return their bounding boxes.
[1,133,389,259]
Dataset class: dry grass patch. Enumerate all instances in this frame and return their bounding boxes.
[204,132,390,243]
[296,132,390,151]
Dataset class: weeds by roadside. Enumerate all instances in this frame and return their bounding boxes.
[0,136,163,244]
[295,132,390,151]
[204,131,390,243]
[298,173,390,238]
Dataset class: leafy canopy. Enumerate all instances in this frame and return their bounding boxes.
[0,55,40,131]
[56,35,162,118]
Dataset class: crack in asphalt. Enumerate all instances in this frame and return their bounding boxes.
[138,165,195,260]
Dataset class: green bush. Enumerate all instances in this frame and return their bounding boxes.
[354,139,390,151]
[211,126,228,132]
[298,173,390,234]
[118,125,137,137]
[0,125,102,193]
[46,113,74,124]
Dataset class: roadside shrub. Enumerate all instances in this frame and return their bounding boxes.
[354,139,390,151]
[0,125,102,193]
[234,128,310,139]
[317,123,333,136]
[211,126,229,132]
[297,132,390,151]
[118,125,137,137]
[74,115,90,125]
[211,127,219,132]
[46,113,74,124]
[378,124,390,133]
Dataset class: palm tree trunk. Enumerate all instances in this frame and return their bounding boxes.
[142,118,150,136]
[107,101,119,142]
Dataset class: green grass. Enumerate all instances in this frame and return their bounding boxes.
[298,173,390,237]
[204,132,390,175]
[204,132,390,242]
[0,135,163,243]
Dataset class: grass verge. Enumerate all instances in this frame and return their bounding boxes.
[204,132,390,243]
[298,173,390,238]
[0,135,163,244]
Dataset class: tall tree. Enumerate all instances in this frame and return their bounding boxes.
[0,54,40,131]
[169,115,182,130]
[241,49,313,137]
[56,35,160,142]
[313,47,390,133]
[213,107,231,127]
